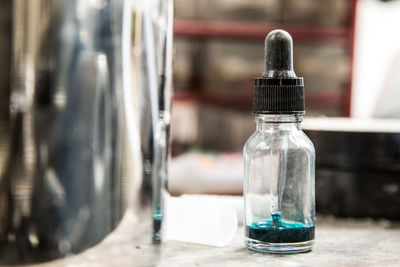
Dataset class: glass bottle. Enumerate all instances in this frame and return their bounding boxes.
[243,30,315,253]
[243,114,315,253]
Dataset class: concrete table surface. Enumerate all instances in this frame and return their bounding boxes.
[31,216,400,267]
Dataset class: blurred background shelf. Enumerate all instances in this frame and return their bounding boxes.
[173,0,357,117]
[174,19,349,43]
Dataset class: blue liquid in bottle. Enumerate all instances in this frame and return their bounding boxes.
[245,213,314,243]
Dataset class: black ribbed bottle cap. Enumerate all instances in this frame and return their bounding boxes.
[254,29,305,114]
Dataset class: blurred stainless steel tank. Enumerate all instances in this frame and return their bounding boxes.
[0,0,174,264]
[0,0,128,264]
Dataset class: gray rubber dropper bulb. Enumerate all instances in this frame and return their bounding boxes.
[262,29,297,79]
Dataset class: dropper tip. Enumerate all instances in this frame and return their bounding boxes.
[266,29,292,43]
[263,29,296,78]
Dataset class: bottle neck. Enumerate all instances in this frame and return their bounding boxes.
[255,114,302,131]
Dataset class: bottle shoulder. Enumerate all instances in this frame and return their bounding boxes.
[243,127,315,156]
[243,130,259,154]
[300,130,315,153]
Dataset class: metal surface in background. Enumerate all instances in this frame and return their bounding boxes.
[304,120,400,219]
[0,0,128,264]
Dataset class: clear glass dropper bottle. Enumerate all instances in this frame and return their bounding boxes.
[243,29,315,254]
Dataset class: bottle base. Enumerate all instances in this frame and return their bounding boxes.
[245,237,314,254]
